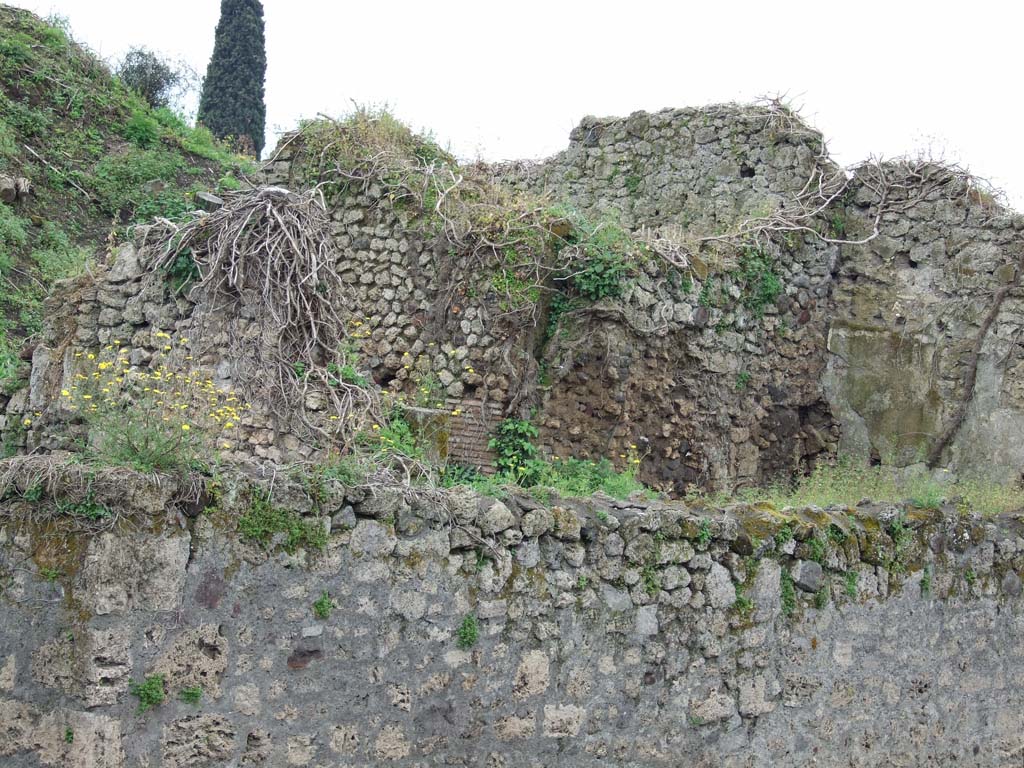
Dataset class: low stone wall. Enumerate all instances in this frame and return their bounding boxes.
[1,463,1022,766]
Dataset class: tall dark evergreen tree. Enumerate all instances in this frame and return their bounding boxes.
[197,0,266,156]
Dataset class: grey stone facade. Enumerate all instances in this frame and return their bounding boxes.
[1,464,1022,766]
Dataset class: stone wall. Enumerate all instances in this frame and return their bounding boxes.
[6,103,1024,491]
[827,166,1024,481]
[500,106,1024,488]
[1,462,1023,766]
[499,106,842,490]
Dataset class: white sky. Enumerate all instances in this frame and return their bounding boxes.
[12,0,1024,208]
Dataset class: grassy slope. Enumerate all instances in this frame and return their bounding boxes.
[0,5,251,393]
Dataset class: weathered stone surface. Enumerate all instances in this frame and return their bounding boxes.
[349,520,397,558]
[161,714,235,767]
[513,650,550,699]
[478,499,515,535]
[78,532,190,615]
[1,490,1023,767]
[705,561,736,609]
[153,624,228,697]
[543,704,585,738]
[792,560,824,593]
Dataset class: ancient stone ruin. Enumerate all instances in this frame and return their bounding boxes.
[1,100,1023,767]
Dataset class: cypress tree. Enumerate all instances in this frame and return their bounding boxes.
[197,0,266,156]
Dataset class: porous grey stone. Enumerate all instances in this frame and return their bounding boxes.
[705,562,736,610]
[478,500,515,535]
[792,560,824,593]
[349,520,397,558]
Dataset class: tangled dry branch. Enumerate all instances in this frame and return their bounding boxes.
[643,153,1005,277]
[151,187,382,445]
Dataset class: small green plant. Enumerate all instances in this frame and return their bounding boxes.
[165,251,200,294]
[844,570,858,598]
[829,211,847,238]
[23,482,44,502]
[129,673,166,713]
[806,535,827,564]
[64,727,74,744]
[964,568,977,587]
[40,567,60,582]
[736,246,782,318]
[561,219,638,302]
[456,614,479,649]
[920,565,932,597]
[291,361,307,379]
[735,371,751,390]
[373,410,422,460]
[328,361,368,388]
[576,575,589,591]
[909,483,943,511]
[313,590,332,619]
[733,581,754,618]
[780,569,796,616]
[641,562,660,596]
[887,513,911,573]
[474,549,488,572]
[179,686,203,705]
[237,492,328,553]
[122,109,160,147]
[56,484,111,521]
[696,518,712,549]
[488,418,539,485]
[411,371,443,407]
[814,585,830,610]
[827,523,847,545]
[773,523,794,548]
[595,509,610,524]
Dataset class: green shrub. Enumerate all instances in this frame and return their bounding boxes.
[844,570,858,598]
[373,410,422,460]
[488,418,539,484]
[780,569,796,616]
[737,246,782,317]
[92,147,189,221]
[566,220,636,301]
[313,590,332,619]
[123,109,161,147]
[165,250,200,293]
[0,206,28,251]
[237,492,327,553]
[179,686,203,705]
[456,614,479,649]
[129,674,166,713]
